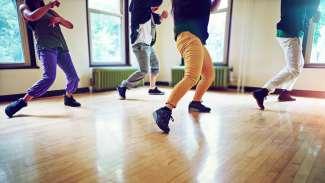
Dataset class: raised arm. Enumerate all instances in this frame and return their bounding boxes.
[211,0,222,12]
[50,10,74,29]
[19,0,60,22]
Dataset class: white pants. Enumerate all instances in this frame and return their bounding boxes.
[263,37,304,92]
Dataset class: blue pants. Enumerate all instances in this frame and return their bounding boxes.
[27,48,79,98]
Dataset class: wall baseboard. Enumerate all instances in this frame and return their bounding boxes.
[145,82,325,99]
[228,85,325,99]
[2,83,325,103]
[144,81,170,86]
[0,87,90,103]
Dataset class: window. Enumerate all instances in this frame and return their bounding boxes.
[87,0,129,66]
[206,0,233,65]
[304,0,325,68]
[0,0,36,69]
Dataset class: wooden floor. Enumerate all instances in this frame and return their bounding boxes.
[0,87,325,183]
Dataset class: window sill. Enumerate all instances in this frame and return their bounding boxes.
[0,65,39,70]
[304,64,325,69]
[90,64,131,68]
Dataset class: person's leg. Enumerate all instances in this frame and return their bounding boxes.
[57,50,81,107]
[278,39,304,101]
[5,49,58,118]
[189,46,215,112]
[117,44,150,99]
[166,37,204,108]
[253,37,302,110]
[153,32,204,133]
[264,38,302,91]
[148,47,164,95]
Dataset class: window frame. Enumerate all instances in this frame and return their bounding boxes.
[303,18,325,69]
[0,0,37,70]
[86,0,130,67]
[208,0,234,66]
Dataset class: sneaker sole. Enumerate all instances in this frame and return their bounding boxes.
[278,99,296,102]
[188,108,211,113]
[64,104,81,107]
[149,93,165,95]
[152,112,169,134]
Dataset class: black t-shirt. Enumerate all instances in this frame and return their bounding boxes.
[173,0,211,44]
[277,0,320,36]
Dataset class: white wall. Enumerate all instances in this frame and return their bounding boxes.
[155,0,181,83]
[0,0,90,96]
[155,0,325,92]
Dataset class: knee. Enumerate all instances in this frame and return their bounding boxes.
[69,74,80,84]
[139,67,149,76]
[151,68,159,75]
[42,74,56,86]
[206,70,216,83]
[288,67,302,78]
[184,74,200,87]
[43,75,56,87]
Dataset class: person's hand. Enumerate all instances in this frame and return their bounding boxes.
[151,7,159,13]
[48,0,60,9]
[49,16,61,28]
[313,11,321,23]
[161,10,169,19]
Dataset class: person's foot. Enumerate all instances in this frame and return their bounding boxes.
[117,86,127,100]
[252,88,269,110]
[64,95,81,107]
[153,107,174,134]
[5,98,27,118]
[148,87,165,95]
[188,101,211,113]
[278,90,296,102]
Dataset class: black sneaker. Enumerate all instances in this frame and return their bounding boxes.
[148,87,165,95]
[117,86,127,99]
[252,88,269,110]
[153,107,174,134]
[5,98,27,118]
[278,90,296,102]
[64,95,81,107]
[188,101,211,113]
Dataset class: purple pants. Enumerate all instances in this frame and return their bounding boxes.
[27,48,79,98]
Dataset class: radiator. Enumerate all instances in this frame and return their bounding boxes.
[92,67,143,91]
[171,66,229,88]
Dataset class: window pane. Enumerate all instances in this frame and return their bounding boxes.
[89,0,121,14]
[206,12,227,64]
[218,0,228,9]
[90,12,122,64]
[0,0,24,64]
[310,0,325,64]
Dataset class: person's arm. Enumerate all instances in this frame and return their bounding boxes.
[211,0,222,12]
[306,0,321,23]
[160,10,169,21]
[50,10,74,29]
[19,0,60,22]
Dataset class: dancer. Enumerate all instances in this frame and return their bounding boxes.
[5,0,81,118]
[253,0,320,110]
[117,0,168,99]
[153,0,222,133]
